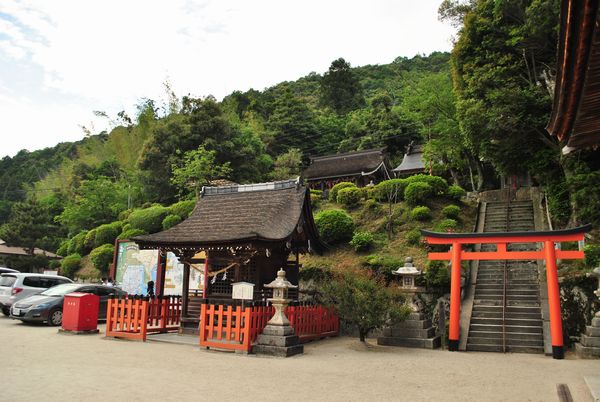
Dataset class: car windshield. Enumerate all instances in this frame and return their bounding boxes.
[0,276,16,287]
[39,283,82,296]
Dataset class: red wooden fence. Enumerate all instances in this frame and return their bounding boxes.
[106,296,181,341]
[198,302,339,352]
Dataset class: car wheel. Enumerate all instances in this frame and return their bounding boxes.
[48,308,62,326]
[1,307,9,316]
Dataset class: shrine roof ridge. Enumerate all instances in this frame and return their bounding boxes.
[201,178,300,197]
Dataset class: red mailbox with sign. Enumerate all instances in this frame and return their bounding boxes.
[62,292,100,332]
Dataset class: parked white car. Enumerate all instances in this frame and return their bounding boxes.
[0,273,72,316]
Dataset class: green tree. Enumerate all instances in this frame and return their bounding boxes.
[271,148,302,180]
[320,58,366,115]
[170,145,232,197]
[0,198,57,253]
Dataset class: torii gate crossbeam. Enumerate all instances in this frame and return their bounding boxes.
[422,224,592,360]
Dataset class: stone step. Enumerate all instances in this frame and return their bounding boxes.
[470,317,542,326]
[467,336,543,347]
[469,324,542,334]
[471,310,541,320]
[468,331,543,341]
[475,284,538,290]
[475,289,538,296]
[473,305,541,314]
[466,343,544,353]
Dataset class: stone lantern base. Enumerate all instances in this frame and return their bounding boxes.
[377,312,441,349]
[575,316,600,359]
[253,324,304,357]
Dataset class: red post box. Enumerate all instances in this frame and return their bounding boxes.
[62,292,100,332]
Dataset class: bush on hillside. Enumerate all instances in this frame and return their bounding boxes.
[337,187,362,207]
[60,253,81,279]
[405,228,422,245]
[448,185,466,201]
[350,231,374,252]
[117,228,147,240]
[310,189,323,198]
[56,240,70,257]
[442,205,461,219]
[90,244,115,275]
[169,200,196,219]
[363,199,381,213]
[405,174,448,195]
[373,179,407,202]
[127,205,170,233]
[424,260,450,290]
[162,214,182,230]
[584,244,600,267]
[329,182,357,201]
[84,229,97,251]
[67,231,88,256]
[314,209,355,244]
[118,209,133,221]
[364,254,403,280]
[411,206,431,221]
[404,182,434,206]
[436,218,458,232]
[94,221,123,247]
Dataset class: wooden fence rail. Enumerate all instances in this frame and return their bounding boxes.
[106,295,181,341]
[199,302,339,352]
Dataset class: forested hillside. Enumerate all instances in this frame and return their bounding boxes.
[1,0,600,274]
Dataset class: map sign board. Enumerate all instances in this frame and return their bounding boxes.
[115,241,158,295]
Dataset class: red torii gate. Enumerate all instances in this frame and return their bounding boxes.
[421,224,592,359]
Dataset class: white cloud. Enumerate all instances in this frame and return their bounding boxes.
[0,0,455,158]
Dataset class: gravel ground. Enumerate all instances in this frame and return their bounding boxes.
[0,316,596,402]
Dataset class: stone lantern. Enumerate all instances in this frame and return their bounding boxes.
[377,257,441,349]
[576,267,600,358]
[264,268,297,326]
[393,257,425,292]
[253,269,304,357]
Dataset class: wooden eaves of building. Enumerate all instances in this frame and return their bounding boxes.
[392,143,427,177]
[0,238,61,260]
[302,147,391,190]
[546,0,600,153]
[132,179,325,333]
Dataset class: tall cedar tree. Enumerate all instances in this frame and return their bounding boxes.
[320,58,366,115]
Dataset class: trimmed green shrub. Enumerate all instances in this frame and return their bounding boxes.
[117,228,147,240]
[48,260,61,270]
[127,205,170,233]
[329,182,357,201]
[310,189,323,198]
[118,209,133,221]
[373,179,407,202]
[310,193,321,209]
[162,214,182,230]
[436,218,458,232]
[584,244,600,267]
[84,229,97,251]
[424,260,450,289]
[169,200,196,219]
[448,185,466,201]
[363,199,381,213]
[60,253,82,278]
[406,174,448,195]
[94,221,123,247]
[442,204,461,219]
[56,240,70,257]
[411,206,431,221]
[90,244,115,275]
[405,229,422,245]
[337,186,362,207]
[67,231,88,256]
[364,254,403,279]
[405,182,434,206]
[314,209,355,244]
[122,223,132,232]
[350,231,374,252]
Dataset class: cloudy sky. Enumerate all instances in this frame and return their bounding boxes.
[0,0,455,159]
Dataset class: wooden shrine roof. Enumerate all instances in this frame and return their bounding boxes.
[547,0,600,152]
[393,143,426,175]
[133,179,324,252]
[302,148,389,181]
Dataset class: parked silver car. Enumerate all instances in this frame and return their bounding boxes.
[0,273,72,316]
[11,283,126,326]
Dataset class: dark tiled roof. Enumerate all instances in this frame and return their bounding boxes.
[303,148,387,180]
[393,144,425,174]
[133,180,322,248]
[546,0,600,151]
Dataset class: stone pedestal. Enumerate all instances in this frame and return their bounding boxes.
[253,324,304,357]
[377,312,441,349]
[576,316,600,359]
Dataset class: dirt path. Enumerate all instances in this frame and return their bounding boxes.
[0,317,595,401]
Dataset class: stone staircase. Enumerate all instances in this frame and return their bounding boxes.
[466,201,544,353]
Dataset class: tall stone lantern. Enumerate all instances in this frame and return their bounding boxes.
[576,267,600,358]
[392,257,425,310]
[253,269,304,357]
